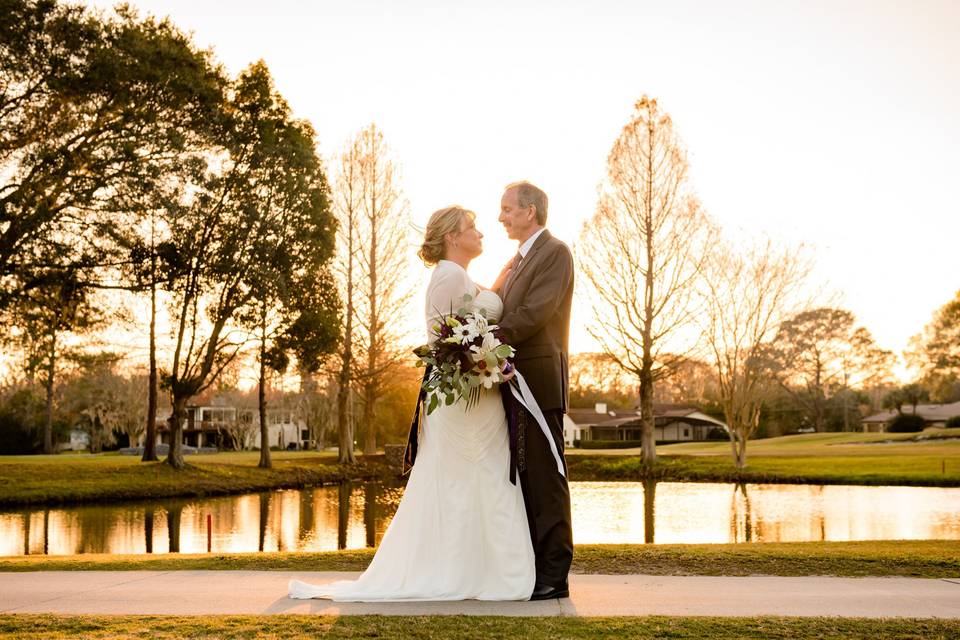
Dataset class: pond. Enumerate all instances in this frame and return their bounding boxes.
[2,481,959,556]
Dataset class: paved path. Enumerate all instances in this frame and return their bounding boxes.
[1,572,958,618]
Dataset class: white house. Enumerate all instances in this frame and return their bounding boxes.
[566,403,729,445]
[149,398,307,451]
[57,428,90,452]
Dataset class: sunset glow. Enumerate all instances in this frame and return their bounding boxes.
[75,0,960,364]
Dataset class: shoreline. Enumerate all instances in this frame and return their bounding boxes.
[2,451,959,510]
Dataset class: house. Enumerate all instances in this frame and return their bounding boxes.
[150,396,306,450]
[861,401,960,433]
[57,428,90,452]
[566,403,728,445]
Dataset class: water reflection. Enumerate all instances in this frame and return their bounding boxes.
[2,481,959,556]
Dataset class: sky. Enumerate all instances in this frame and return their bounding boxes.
[83,0,960,370]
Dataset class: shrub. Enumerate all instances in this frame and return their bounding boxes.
[579,439,645,449]
[945,416,960,429]
[886,413,926,433]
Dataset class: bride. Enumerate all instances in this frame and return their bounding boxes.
[289,205,535,601]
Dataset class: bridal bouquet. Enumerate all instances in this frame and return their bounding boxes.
[413,294,515,414]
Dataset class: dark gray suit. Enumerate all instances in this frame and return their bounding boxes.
[496,229,574,589]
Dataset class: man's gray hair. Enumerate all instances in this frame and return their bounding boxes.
[505,181,548,226]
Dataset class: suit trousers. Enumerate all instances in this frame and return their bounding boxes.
[519,408,574,587]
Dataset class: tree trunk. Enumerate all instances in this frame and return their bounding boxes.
[337,481,351,550]
[165,395,187,469]
[736,437,747,470]
[258,315,272,469]
[142,253,159,462]
[639,121,657,465]
[42,334,56,455]
[362,382,377,455]
[167,504,182,553]
[336,375,355,464]
[639,373,656,464]
[642,478,656,544]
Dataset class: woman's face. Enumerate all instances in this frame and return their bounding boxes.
[451,215,483,258]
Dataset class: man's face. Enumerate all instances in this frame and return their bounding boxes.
[499,188,536,241]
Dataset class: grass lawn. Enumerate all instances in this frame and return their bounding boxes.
[2,431,958,509]
[567,430,960,486]
[0,451,393,508]
[1,614,958,639]
[3,541,958,578]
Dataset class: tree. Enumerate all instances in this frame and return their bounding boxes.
[908,289,960,402]
[330,135,363,464]
[760,308,887,432]
[0,1,224,308]
[577,96,712,464]
[1,270,103,452]
[161,62,334,469]
[900,383,929,414]
[700,238,810,469]
[63,356,151,451]
[567,352,637,409]
[234,88,339,469]
[883,383,928,415]
[651,356,719,408]
[882,388,905,415]
[335,125,412,457]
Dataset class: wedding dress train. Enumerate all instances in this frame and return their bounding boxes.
[289,260,535,601]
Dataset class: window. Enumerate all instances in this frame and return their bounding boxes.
[683,428,690,438]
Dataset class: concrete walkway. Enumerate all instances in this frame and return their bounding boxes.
[1,572,958,618]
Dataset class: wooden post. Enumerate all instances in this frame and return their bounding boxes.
[207,514,212,553]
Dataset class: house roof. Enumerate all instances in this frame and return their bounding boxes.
[862,401,960,424]
[567,403,702,425]
[568,404,726,430]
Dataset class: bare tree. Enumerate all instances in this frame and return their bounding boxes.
[577,96,712,464]
[700,238,811,469]
[333,124,412,458]
[330,136,362,464]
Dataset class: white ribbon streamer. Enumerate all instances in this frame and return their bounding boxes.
[509,371,566,478]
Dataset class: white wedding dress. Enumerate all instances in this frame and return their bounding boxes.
[289,260,535,601]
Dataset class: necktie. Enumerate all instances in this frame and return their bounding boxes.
[503,252,522,293]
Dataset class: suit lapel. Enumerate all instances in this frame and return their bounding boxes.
[503,230,552,301]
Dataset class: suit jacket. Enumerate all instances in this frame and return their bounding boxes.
[496,229,574,412]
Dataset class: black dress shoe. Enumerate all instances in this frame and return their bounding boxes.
[529,582,569,600]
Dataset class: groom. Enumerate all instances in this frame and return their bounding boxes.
[495,181,574,601]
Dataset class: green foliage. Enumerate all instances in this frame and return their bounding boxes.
[579,440,645,449]
[910,289,960,402]
[886,412,926,433]
[945,416,960,429]
[759,307,888,433]
[0,387,46,454]
[0,0,225,307]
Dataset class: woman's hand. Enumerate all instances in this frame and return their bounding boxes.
[500,361,516,383]
[490,262,512,292]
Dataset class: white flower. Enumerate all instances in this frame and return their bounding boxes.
[471,313,490,335]
[452,322,479,344]
[479,367,498,389]
[469,331,497,361]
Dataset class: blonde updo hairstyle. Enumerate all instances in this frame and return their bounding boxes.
[418,205,475,266]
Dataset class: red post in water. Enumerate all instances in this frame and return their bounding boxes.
[207,514,212,553]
